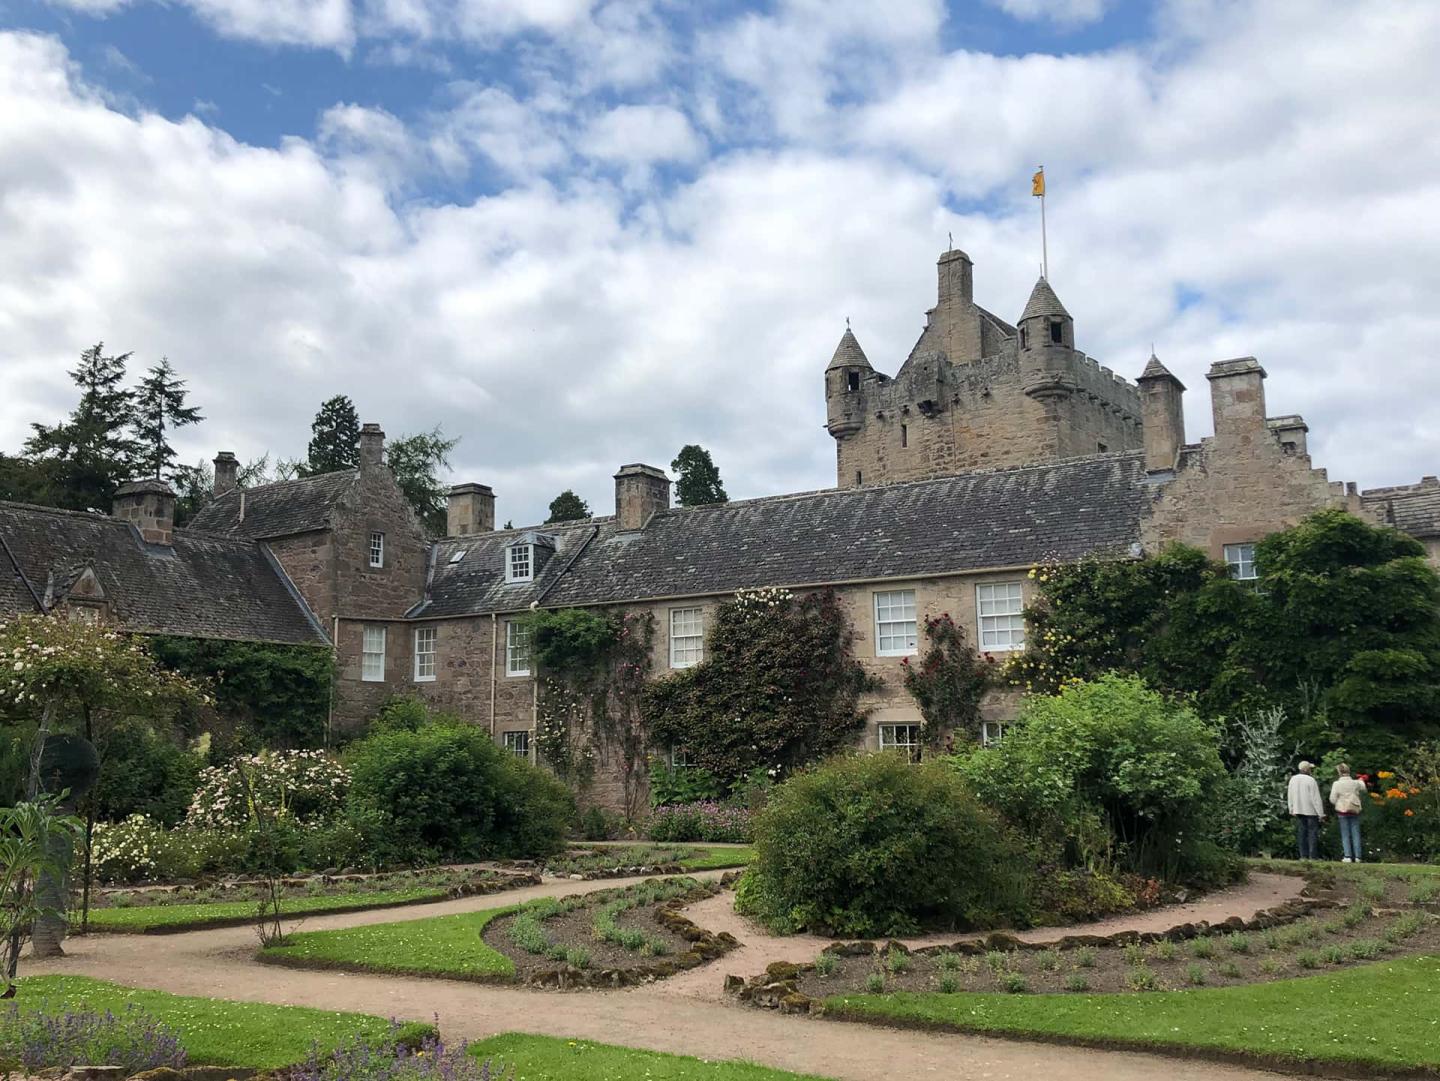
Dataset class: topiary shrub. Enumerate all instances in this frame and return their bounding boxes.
[735,753,1032,936]
[344,724,573,865]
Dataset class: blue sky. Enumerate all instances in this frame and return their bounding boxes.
[1,0,1436,526]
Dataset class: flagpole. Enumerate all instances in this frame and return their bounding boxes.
[1038,165,1048,280]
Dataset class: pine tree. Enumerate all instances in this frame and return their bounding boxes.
[672,444,728,506]
[24,343,140,510]
[546,490,591,523]
[387,427,460,536]
[131,358,204,481]
[305,396,361,475]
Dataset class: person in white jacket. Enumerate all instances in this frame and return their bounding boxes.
[1329,764,1367,862]
[1287,761,1325,860]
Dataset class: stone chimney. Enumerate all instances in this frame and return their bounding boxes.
[1136,354,1186,472]
[358,423,385,471]
[113,479,176,545]
[1267,415,1309,457]
[213,451,239,497]
[447,483,495,536]
[1206,357,1267,443]
[614,464,670,531]
[936,248,973,307]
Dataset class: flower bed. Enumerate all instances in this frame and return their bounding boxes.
[646,802,753,844]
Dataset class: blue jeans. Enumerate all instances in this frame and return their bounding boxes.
[1338,815,1362,860]
[1294,815,1320,860]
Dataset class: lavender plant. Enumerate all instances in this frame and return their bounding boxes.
[292,1026,509,1081]
[0,1003,186,1073]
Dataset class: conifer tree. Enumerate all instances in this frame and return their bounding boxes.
[305,396,361,475]
[130,358,203,481]
[672,444,728,506]
[23,344,140,511]
[546,490,590,523]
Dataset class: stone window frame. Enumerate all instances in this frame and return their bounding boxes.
[506,543,533,584]
[361,626,387,682]
[368,531,385,569]
[873,589,918,657]
[505,619,532,677]
[502,730,531,759]
[981,720,1013,747]
[668,606,704,669]
[413,626,437,682]
[878,722,921,754]
[977,581,1026,651]
[1224,542,1258,580]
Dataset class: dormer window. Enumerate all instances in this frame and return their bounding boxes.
[506,543,533,583]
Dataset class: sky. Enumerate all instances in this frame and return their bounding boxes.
[0,0,1436,528]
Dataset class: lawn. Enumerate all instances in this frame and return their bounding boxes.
[825,954,1440,1074]
[83,886,448,932]
[680,846,754,871]
[261,903,518,979]
[471,1034,831,1081]
[1251,857,1440,881]
[10,976,432,1069]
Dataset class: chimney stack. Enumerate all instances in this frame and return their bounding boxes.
[213,451,239,496]
[447,483,496,536]
[614,464,670,530]
[1206,358,1267,444]
[359,423,385,471]
[1136,354,1185,472]
[936,248,974,307]
[113,479,176,545]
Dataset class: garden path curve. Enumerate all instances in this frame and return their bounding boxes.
[31,871,1305,1081]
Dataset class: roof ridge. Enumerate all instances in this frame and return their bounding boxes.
[209,469,359,502]
[0,498,121,524]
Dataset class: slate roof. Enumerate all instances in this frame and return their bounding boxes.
[1362,479,1440,538]
[827,328,872,371]
[1020,277,1070,322]
[187,470,357,538]
[0,501,328,643]
[413,452,1150,617]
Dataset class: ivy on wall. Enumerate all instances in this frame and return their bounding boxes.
[900,613,993,747]
[645,587,878,789]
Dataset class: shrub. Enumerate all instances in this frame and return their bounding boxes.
[91,720,203,826]
[186,750,349,831]
[577,806,622,842]
[1126,966,1158,991]
[344,726,573,865]
[1028,868,1136,924]
[0,1004,186,1074]
[938,974,959,993]
[735,754,1032,936]
[89,815,170,884]
[646,801,752,843]
[1064,973,1089,991]
[957,675,1235,883]
[647,760,723,808]
[292,1027,501,1081]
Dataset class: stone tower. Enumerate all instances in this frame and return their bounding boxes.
[825,249,1144,487]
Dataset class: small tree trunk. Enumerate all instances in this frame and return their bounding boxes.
[30,824,73,959]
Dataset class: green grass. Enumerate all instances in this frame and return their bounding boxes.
[261,904,518,979]
[826,955,1440,1072]
[472,1034,831,1080]
[12,976,428,1070]
[1251,857,1440,881]
[678,846,755,871]
[82,887,448,932]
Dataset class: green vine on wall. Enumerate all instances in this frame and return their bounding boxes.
[900,613,993,747]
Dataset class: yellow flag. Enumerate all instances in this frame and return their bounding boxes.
[1031,168,1045,197]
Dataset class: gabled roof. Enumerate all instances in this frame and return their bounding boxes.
[1362,478,1440,539]
[414,452,1150,617]
[0,500,328,644]
[187,470,357,538]
[1020,277,1070,322]
[826,328,873,371]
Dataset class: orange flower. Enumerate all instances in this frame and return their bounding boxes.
[1386,787,1407,799]
[1378,771,1395,779]
[1404,809,1415,817]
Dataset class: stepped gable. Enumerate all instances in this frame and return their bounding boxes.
[188,470,358,538]
[416,452,1149,616]
[0,500,327,643]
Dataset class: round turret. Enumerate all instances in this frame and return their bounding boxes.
[1017,277,1073,352]
[825,326,871,438]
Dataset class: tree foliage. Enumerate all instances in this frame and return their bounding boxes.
[901,613,993,746]
[387,426,460,536]
[671,445,728,507]
[545,489,591,523]
[645,587,877,788]
[130,358,203,482]
[305,396,361,475]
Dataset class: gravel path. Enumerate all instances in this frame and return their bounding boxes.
[28,871,1305,1081]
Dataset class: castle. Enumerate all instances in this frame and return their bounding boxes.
[4,248,1437,805]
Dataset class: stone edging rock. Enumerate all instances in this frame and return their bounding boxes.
[727,893,1328,1016]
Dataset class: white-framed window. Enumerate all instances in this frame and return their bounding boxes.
[981,721,1012,747]
[505,619,531,677]
[506,544,533,583]
[413,627,437,682]
[362,626,386,682]
[668,746,691,768]
[878,723,921,755]
[977,582,1025,651]
[502,730,531,758]
[669,607,704,668]
[368,531,385,568]
[1224,543,1258,580]
[873,589,918,656]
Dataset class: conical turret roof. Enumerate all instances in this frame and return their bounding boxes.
[826,327,873,371]
[1138,352,1185,389]
[1019,277,1070,323]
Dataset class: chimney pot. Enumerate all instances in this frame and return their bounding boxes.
[113,479,176,545]
[213,451,239,496]
[614,464,670,530]
[447,483,495,536]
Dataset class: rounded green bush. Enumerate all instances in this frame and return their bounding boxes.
[344,724,574,864]
[735,753,1031,936]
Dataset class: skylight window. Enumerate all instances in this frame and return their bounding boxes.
[448,549,467,565]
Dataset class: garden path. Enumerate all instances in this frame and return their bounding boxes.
[30,871,1303,1081]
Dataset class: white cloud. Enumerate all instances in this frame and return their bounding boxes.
[579,105,701,165]
[986,0,1112,27]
